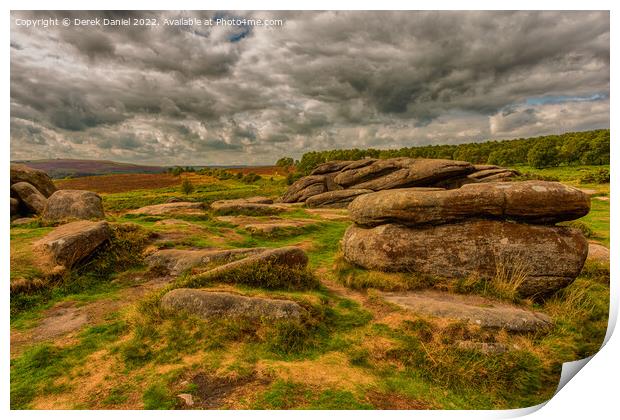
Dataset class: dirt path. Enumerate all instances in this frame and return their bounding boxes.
[10,276,171,357]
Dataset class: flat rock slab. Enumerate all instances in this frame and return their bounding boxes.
[33,220,111,272]
[382,290,553,333]
[161,289,303,320]
[43,190,105,222]
[210,199,287,216]
[343,220,588,298]
[146,247,267,275]
[349,181,590,227]
[126,202,205,216]
[216,215,317,234]
[33,302,89,341]
[588,242,610,263]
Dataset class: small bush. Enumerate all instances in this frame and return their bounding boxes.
[286,172,303,185]
[241,172,262,184]
[562,220,593,238]
[579,168,610,184]
[142,383,177,410]
[186,261,320,291]
[180,178,194,195]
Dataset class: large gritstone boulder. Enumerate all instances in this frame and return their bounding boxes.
[281,175,328,203]
[305,189,374,208]
[10,198,19,216]
[342,221,588,298]
[161,289,303,321]
[348,181,590,227]
[280,158,519,204]
[10,163,57,197]
[43,190,105,222]
[333,158,474,190]
[11,182,48,215]
[33,220,111,273]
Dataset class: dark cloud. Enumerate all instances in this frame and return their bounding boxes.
[10,10,609,165]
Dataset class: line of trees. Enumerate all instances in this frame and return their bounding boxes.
[282,129,609,174]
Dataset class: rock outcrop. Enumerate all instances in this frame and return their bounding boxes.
[305,189,374,208]
[281,158,520,204]
[195,246,308,279]
[161,289,303,320]
[43,190,105,222]
[382,290,553,332]
[10,163,57,197]
[146,247,267,275]
[342,180,591,298]
[11,182,48,215]
[33,220,111,274]
[348,181,590,227]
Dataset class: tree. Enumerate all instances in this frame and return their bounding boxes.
[180,178,194,195]
[276,157,295,168]
[527,141,560,169]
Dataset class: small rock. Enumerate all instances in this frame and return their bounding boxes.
[161,289,304,320]
[382,290,553,333]
[11,217,37,226]
[43,190,105,222]
[587,242,610,263]
[11,182,47,214]
[177,393,194,407]
[456,341,510,354]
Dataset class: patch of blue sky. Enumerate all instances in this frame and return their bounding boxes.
[525,92,608,106]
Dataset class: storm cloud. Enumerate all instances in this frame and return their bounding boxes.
[10,11,609,165]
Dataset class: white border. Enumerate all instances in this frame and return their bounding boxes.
[2,1,617,419]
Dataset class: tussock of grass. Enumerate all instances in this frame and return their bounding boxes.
[183,261,320,291]
[10,320,127,409]
[332,252,437,291]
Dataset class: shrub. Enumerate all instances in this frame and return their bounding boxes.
[579,168,610,184]
[241,172,262,184]
[286,172,303,185]
[180,178,194,195]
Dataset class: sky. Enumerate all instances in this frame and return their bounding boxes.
[10,11,610,166]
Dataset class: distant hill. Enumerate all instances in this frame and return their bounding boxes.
[12,159,167,179]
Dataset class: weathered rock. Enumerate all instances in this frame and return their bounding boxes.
[10,197,19,216]
[10,163,57,197]
[342,221,588,298]
[334,158,474,191]
[468,168,519,180]
[11,217,37,226]
[456,341,511,354]
[475,172,519,183]
[195,246,308,278]
[349,181,590,227]
[42,190,105,222]
[161,289,303,320]
[305,189,373,208]
[177,394,195,407]
[587,242,610,264]
[382,290,552,333]
[33,220,111,273]
[243,196,274,204]
[146,248,267,275]
[210,199,285,215]
[310,160,357,175]
[126,202,204,216]
[281,175,327,203]
[216,216,317,234]
[11,182,47,214]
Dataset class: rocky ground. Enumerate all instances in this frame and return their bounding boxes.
[9,161,610,410]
